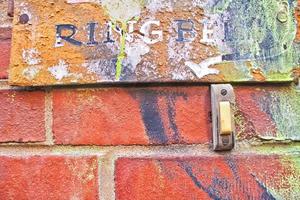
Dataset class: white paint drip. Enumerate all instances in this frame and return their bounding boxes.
[22,48,41,65]
[48,60,70,81]
[200,14,228,50]
[125,39,150,70]
[22,66,41,80]
[185,56,221,79]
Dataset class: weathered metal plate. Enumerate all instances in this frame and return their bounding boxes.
[9,0,300,86]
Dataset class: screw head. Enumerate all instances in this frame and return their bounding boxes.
[19,14,29,24]
[277,11,288,23]
[221,89,228,96]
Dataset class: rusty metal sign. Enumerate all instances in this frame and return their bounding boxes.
[9,0,300,86]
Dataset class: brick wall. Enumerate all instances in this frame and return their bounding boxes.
[0,1,300,199]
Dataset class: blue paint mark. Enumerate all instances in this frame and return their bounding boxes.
[211,176,230,192]
[225,157,239,178]
[220,0,294,65]
[259,30,275,53]
[119,63,137,81]
[56,24,82,46]
[133,90,188,144]
[139,92,168,144]
[176,159,279,200]
[225,157,278,199]
[86,22,98,46]
[175,20,196,42]
[103,22,115,43]
[251,174,276,200]
[225,157,253,199]
[225,157,250,194]
[167,96,181,142]
[179,162,222,200]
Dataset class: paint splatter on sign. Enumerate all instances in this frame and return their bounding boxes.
[9,0,300,85]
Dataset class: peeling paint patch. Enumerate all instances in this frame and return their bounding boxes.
[258,88,300,141]
[235,86,300,142]
[9,0,300,85]
[125,39,150,70]
[102,0,142,22]
[185,57,220,79]
[48,60,69,81]
[146,0,173,13]
[22,66,41,80]
[83,59,116,80]
[22,49,41,66]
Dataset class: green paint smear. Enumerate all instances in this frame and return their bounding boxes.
[212,0,299,81]
[256,143,300,153]
[266,156,300,199]
[255,145,300,199]
[280,157,300,199]
[234,86,300,141]
[114,16,140,80]
[272,89,300,140]
[115,22,127,80]
[265,72,292,81]
[258,86,300,140]
[101,0,144,80]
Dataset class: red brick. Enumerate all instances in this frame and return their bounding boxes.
[0,28,11,79]
[0,27,12,40]
[53,85,299,145]
[116,155,300,200]
[0,40,10,79]
[234,86,300,140]
[0,90,45,142]
[235,86,277,139]
[52,87,210,145]
[0,156,99,199]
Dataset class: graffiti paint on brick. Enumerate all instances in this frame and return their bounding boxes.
[116,155,300,199]
[9,0,300,85]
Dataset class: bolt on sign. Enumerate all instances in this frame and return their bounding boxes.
[9,0,300,86]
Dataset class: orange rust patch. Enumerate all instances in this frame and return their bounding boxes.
[10,1,109,85]
[251,68,266,82]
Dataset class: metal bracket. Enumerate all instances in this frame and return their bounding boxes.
[211,84,235,151]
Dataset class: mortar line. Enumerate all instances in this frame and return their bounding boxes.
[0,80,42,91]
[0,80,14,90]
[0,143,298,157]
[45,89,54,145]
[98,154,116,200]
[0,143,299,200]
[97,157,102,200]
